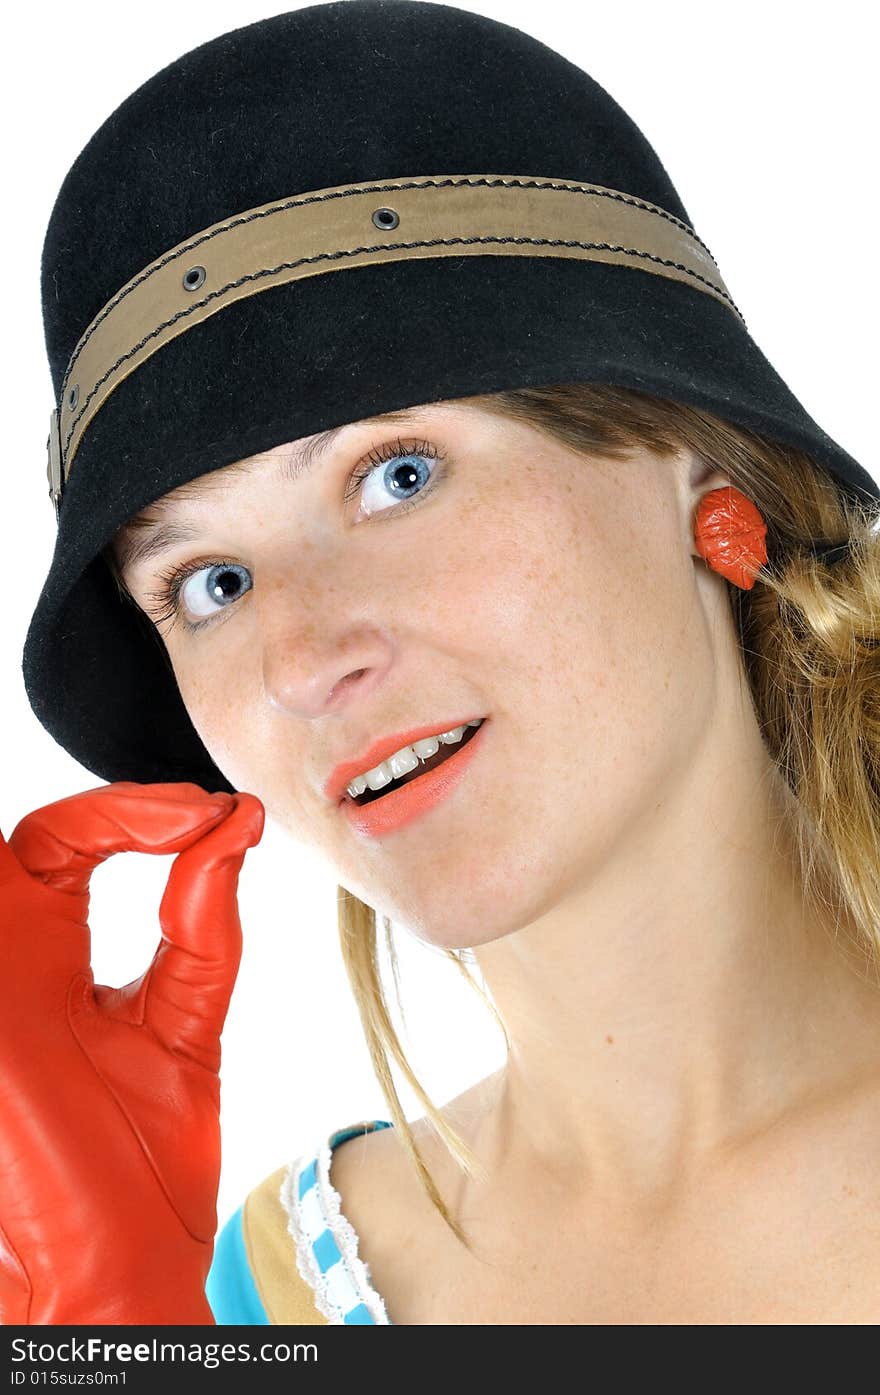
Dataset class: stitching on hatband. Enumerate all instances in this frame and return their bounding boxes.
[61,235,742,458]
[58,176,718,400]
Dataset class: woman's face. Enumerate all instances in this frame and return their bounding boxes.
[115,398,727,950]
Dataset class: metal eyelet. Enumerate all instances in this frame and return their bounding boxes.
[371,207,400,231]
[67,384,79,410]
[183,265,207,292]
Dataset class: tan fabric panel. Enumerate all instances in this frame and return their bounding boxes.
[48,172,741,503]
[242,1164,329,1326]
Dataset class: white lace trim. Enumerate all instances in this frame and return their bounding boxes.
[279,1127,391,1325]
[280,1162,339,1324]
[315,1135,391,1324]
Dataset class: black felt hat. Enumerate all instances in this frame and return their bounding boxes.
[23,0,879,795]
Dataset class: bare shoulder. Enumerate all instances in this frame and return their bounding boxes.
[327,1065,880,1322]
[328,1069,503,1254]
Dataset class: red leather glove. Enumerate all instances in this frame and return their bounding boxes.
[0,781,265,1325]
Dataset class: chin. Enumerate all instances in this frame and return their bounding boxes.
[395,898,535,954]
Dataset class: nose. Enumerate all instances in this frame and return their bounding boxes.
[258,578,395,719]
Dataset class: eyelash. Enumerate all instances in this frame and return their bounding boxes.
[144,436,445,633]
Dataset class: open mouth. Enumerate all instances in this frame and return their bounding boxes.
[348,721,485,806]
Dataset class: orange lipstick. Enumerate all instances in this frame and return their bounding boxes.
[340,719,489,837]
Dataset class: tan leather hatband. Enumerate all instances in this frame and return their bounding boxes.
[46,172,742,513]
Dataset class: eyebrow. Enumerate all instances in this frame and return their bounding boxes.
[113,408,427,576]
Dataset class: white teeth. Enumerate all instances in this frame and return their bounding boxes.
[388,746,420,779]
[345,718,484,799]
[411,735,440,760]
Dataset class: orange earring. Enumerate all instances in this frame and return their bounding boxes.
[693,486,768,591]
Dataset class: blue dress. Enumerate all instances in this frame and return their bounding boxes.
[206,1118,394,1324]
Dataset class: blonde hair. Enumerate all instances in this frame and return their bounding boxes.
[103,381,880,1248]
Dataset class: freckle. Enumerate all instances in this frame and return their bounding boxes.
[606,1035,614,1045]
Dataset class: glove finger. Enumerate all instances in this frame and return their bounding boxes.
[7,782,236,895]
[145,793,265,1062]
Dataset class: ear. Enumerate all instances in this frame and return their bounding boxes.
[685,457,740,576]
[688,450,732,496]
[676,451,733,555]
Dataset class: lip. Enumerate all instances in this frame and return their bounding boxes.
[325,716,486,805]
[339,717,489,838]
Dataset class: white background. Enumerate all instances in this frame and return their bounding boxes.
[2,0,877,1228]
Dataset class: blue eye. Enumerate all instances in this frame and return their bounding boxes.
[146,560,252,632]
[179,562,252,620]
[146,436,445,633]
[349,437,442,518]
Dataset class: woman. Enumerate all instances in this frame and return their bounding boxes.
[4,2,879,1325]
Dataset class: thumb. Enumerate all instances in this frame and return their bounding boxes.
[144,792,265,1064]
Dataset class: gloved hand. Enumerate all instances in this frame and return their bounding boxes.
[0,781,265,1325]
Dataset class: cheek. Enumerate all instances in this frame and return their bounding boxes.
[408,480,714,949]
[399,455,708,781]
[459,466,711,872]
[168,649,260,790]
[363,581,714,957]
[550,471,711,788]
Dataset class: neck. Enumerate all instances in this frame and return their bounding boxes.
[471,728,880,1205]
